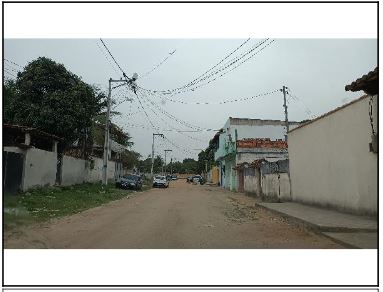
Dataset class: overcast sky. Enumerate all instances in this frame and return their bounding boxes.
[4,38,377,161]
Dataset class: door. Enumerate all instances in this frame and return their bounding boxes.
[3,151,24,195]
[238,169,244,192]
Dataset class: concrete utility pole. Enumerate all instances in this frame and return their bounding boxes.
[103,78,133,185]
[151,133,164,177]
[102,78,112,185]
[282,85,292,199]
[282,85,289,142]
[164,149,172,175]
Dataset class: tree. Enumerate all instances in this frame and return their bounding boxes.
[3,79,18,123]
[5,57,106,148]
[121,150,141,169]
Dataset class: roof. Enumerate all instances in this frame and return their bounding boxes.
[3,124,64,141]
[345,67,378,95]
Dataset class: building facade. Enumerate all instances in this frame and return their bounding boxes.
[213,117,302,191]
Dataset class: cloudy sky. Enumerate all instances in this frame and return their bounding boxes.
[4,38,377,161]
[4,3,377,160]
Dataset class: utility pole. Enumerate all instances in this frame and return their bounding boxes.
[102,77,133,185]
[170,158,173,175]
[282,85,292,199]
[282,85,289,142]
[164,149,172,176]
[151,133,164,177]
[102,78,112,185]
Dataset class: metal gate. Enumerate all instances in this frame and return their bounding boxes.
[3,151,24,195]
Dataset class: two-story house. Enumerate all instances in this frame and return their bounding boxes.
[212,117,302,191]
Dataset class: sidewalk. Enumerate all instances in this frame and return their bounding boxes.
[257,201,377,249]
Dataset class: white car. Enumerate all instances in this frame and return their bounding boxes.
[153,175,169,188]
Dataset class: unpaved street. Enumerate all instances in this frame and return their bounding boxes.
[5,180,343,248]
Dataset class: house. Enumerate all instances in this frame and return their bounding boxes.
[3,124,63,194]
[3,124,126,194]
[288,67,378,215]
[212,117,302,191]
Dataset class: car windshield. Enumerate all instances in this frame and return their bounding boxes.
[155,176,165,180]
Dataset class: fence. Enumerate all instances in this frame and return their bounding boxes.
[240,159,291,201]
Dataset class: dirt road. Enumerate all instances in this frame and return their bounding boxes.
[5,180,343,248]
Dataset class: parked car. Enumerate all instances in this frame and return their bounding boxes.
[166,174,172,181]
[171,174,177,180]
[192,175,205,184]
[118,174,142,190]
[153,175,169,188]
[186,175,205,184]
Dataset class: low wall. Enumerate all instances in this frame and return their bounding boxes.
[243,168,258,195]
[23,148,57,190]
[62,155,87,186]
[261,173,290,200]
[62,156,116,185]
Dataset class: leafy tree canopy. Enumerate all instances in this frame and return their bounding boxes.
[4,57,106,146]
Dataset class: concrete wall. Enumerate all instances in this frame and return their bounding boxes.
[261,173,290,201]
[62,156,116,185]
[23,148,57,190]
[62,155,87,186]
[289,95,377,215]
[5,145,120,190]
[244,173,259,195]
[87,157,103,183]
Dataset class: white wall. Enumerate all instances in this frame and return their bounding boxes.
[289,95,377,215]
[87,157,103,182]
[244,174,259,195]
[261,173,290,201]
[62,156,116,185]
[62,155,87,186]
[23,148,57,190]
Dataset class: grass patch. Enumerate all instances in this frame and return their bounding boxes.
[4,182,143,230]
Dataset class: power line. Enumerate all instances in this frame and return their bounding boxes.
[99,38,127,76]
[139,94,207,144]
[4,65,19,73]
[140,49,177,79]
[138,88,203,130]
[139,38,273,96]
[169,39,276,95]
[285,88,315,119]
[96,40,121,76]
[4,58,23,68]
[160,89,280,105]
[124,86,157,131]
[180,38,250,89]
[4,68,17,78]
